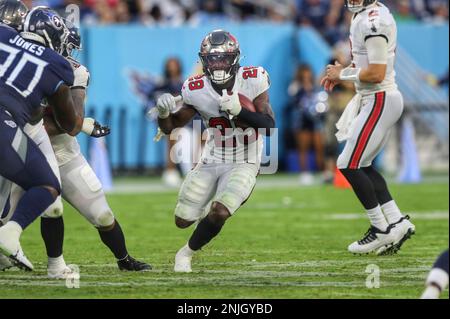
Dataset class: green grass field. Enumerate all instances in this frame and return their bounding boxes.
[0,176,448,299]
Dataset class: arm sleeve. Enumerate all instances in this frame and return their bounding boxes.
[366,36,388,64]
[237,108,275,134]
[49,56,74,90]
[252,67,271,98]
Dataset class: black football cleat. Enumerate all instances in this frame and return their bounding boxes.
[117,255,152,271]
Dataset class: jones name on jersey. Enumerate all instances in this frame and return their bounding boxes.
[181,66,270,165]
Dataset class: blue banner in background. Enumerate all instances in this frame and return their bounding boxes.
[76,22,448,171]
[78,22,302,169]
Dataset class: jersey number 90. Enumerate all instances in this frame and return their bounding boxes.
[0,43,48,98]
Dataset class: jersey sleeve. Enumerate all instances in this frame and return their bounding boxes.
[361,10,391,43]
[48,54,74,92]
[251,66,271,98]
[73,64,90,89]
[181,78,192,105]
[67,57,90,89]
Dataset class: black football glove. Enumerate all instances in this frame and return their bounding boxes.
[91,121,110,138]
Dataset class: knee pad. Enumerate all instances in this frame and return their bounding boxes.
[42,195,64,218]
[174,201,201,222]
[93,209,115,228]
[215,168,256,214]
[174,168,215,222]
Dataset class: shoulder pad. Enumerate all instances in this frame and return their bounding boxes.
[239,66,270,98]
[181,74,206,105]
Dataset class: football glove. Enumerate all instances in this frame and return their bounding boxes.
[82,118,110,137]
[155,94,182,119]
[219,89,241,116]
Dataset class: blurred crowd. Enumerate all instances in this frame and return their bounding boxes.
[34,0,448,33]
[26,0,447,182]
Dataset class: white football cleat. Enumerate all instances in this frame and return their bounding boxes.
[348,226,395,255]
[174,245,193,273]
[0,252,13,271]
[0,223,33,271]
[378,215,415,256]
[48,264,80,280]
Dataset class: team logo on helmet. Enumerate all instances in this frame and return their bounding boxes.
[51,15,63,29]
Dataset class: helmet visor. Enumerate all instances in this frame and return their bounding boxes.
[200,52,237,72]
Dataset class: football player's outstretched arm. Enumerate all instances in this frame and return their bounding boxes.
[158,105,197,135]
[47,84,84,136]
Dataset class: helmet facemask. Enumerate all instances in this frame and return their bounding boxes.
[199,30,240,85]
[344,0,377,13]
[62,19,81,58]
[199,51,240,85]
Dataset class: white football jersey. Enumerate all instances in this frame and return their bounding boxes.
[181,66,270,165]
[350,2,398,95]
[50,59,89,166]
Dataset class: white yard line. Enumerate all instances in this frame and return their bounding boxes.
[327,211,449,220]
[0,278,426,289]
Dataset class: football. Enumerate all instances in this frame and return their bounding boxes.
[234,93,256,129]
[238,93,256,112]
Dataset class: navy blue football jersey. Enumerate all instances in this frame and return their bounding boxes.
[0,25,74,126]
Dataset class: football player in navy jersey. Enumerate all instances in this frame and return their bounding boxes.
[0,7,84,270]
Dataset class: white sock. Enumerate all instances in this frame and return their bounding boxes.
[182,244,195,257]
[48,255,66,270]
[426,268,449,291]
[381,200,404,224]
[366,205,389,231]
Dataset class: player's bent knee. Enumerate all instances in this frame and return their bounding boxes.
[208,202,231,225]
[42,196,64,218]
[175,216,195,229]
[42,185,61,199]
[93,210,115,228]
[174,201,201,224]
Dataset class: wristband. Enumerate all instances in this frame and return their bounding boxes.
[339,67,361,83]
[81,117,95,135]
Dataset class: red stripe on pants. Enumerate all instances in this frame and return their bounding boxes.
[349,92,385,169]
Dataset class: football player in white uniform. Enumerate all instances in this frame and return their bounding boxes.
[1,19,151,275]
[154,30,275,272]
[321,0,415,255]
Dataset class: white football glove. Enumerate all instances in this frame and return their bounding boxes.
[219,89,241,116]
[155,93,182,119]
